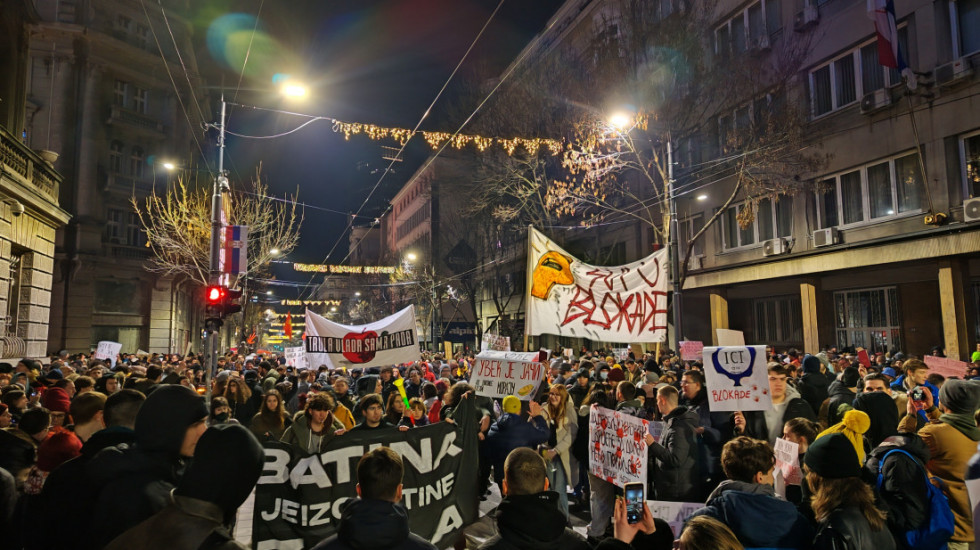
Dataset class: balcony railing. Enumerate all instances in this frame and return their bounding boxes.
[0,125,61,203]
[106,105,165,136]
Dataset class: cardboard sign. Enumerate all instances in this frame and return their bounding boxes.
[647,500,703,540]
[715,329,745,346]
[702,345,771,412]
[680,341,704,361]
[924,355,969,379]
[481,333,511,352]
[589,405,649,487]
[470,350,545,400]
[774,437,802,486]
[283,346,308,369]
[94,341,123,367]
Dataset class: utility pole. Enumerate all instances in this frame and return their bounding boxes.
[667,139,683,353]
[205,96,229,407]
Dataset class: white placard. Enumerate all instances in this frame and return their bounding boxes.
[284,346,308,369]
[647,501,703,541]
[471,350,545,400]
[589,405,649,487]
[715,329,745,346]
[94,341,123,367]
[774,437,802,486]
[481,332,511,352]
[702,345,771,412]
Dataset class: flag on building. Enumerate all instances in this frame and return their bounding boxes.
[867,0,915,85]
[221,225,248,275]
[284,312,293,339]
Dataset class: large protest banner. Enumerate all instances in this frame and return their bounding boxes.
[305,306,418,370]
[470,350,545,400]
[702,345,771,412]
[925,355,969,379]
[252,399,479,549]
[589,405,649,487]
[526,226,668,343]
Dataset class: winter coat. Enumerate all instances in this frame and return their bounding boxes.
[333,403,356,430]
[681,389,732,482]
[478,492,591,550]
[486,413,550,483]
[863,433,931,540]
[542,397,577,482]
[812,504,897,550]
[310,498,436,550]
[249,411,291,441]
[567,383,590,409]
[281,413,345,454]
[825,380,858,427]
[105,494,246,550]
[797,371,832,415]
[689,485,814,548]
[615,398,645,419]
[739,392,816,443]
[648,406,699,501]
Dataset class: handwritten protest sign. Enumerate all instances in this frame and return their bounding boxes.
[481,333,511,352]
[94,341,123,367]
[925,355,969,379]
[284,346,308,369]
[471,350,545,400]
[715,329,745,346]
[774,437,802,485]
[647,420,665,443]
[589,405,649,487]
[563,348,574,360]
[647,500,702,539]
[702,345,771,412]
[680,341,704,361]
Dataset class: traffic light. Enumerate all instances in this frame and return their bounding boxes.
[224,287,243,316]
[205,285,226,330]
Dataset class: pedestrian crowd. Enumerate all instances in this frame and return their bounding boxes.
[0,342,979,550]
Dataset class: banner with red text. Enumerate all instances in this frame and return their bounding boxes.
[526,227,668,343]
[471,350,545,400]
[702,345,771,412]
[589,405,649,487]
[305,306,418,370]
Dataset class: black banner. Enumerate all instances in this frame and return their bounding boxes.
[252,399,479,549]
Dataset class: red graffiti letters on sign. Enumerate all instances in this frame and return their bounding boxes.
[561,258,667,336]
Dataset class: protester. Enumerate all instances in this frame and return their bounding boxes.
[350,393,407,432]
[645,385,700,501]
[250,388,291,441]
[824,366,860,427]
[541,383,576,518]
[864,432,935,547]
[282,392,346,453]
[222,377,254,424]
[486,396,550,491]
[676,516,744,550]
[797,354,832,414]
[733,363,816,446]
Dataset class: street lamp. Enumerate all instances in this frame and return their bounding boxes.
[162,161,176,171]
[269,247,280,256]
[406,252,418,262]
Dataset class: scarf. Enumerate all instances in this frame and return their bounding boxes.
[939,412,980,441]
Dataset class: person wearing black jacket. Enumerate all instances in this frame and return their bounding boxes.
[863,433,931,545]
[825,367,860,427]
[645,386,700,501]
[797,354,831,414]
[311,447,436,550]
[486,396,550,490]
[733,364,816,446]
[479,448,590,550]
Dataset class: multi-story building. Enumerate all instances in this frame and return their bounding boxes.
[0,0,72,359]
[26,0,207,355]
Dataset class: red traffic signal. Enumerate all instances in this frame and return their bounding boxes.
[206,285,225,303]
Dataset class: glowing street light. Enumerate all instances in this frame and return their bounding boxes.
[697,194,708,201]
[406,252,418,262]
[266,290,273,296]
[608,112,633,130]
[280,81,309,99]
[162,161,176,171]
[354,291,361,297]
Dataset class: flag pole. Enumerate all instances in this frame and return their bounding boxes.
[523,225,534,352]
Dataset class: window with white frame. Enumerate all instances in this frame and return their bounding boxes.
[130,147,145,178]
[109,141,123,173]
[113,80,128,107]
[105,209,123,242]
[127,212,144,247]
[721,195,793,250]
[679,213,704,258]
[952,0,980,57]
[133,87,148,114]
[815,152,924,228]
[962,131,980,197]
[809,27,910,117]
[714,0,781,59]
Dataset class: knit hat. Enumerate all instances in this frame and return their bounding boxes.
[576,369,590,380]
[175,424,264,523]
[939,379,980,414]
[501,395,521,414]
[816,409,870,465]
[841,366,861,388]
[41,387,71,414]
[36,428,82,471]
[215,370,231,383]
[804,433,861,478]
[801,355,822,375]
[43,369,64,381]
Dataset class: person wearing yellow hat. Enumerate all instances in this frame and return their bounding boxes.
[815,409,871,465]
[486,396,549,493]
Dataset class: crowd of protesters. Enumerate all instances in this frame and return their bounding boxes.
[0,342,979,549]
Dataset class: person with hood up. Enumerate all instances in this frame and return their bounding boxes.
[105,423,264,550]
[644,385,700,501]
[689,436,814,549]
[797,354,831,414]
[281,392,346,454]
[311,447,436,550]
[900,378,980,549]
[864,432,934,547]
[479,448,591,550]
[852,375,899,448]
[824,366,860,427]
[86,384,208,547]
[733,363,816,447]
[486,396,550,491]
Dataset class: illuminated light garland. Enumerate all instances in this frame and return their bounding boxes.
[330,120,562,156]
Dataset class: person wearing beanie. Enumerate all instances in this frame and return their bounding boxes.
[105,424,263,550]
[900,378,980,547]
[568,369,592,409]
[804,433,895,549]
[41,386,72,428]
[486,395,550,492]
[815,409,871,465]
[824,367,860,428]
[24,428,82,495]
[86,385,208,548]
[797,354,831,414]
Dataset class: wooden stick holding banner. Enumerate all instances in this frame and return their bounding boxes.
[523,224,534,352]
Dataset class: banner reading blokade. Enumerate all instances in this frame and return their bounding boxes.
[252,399,479,549]
[471,350,545,400]
[305,306,418,370]
[589,405,649,487]
[702,345,771,412]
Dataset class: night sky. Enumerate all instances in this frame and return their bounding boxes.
[191,0,564,283]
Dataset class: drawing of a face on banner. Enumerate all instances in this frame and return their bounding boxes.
[530,251,573,299]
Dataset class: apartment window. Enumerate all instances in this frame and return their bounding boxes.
[116,15,132,33]
[56,0,76,23]
[816,152,925,227]
[715,0,781,58]
[130,147,145,178]
[5,252,24,335]
[809,27,910,117]
[109,141,123,173]
[754,295,802,345]
[952,0,980,57]
[106,209,123,242]
[113,80,128,107]
[133,87,148,114]
[962,131,980,197]
[722,196,792,250]
[135,24,150,49]
[127,212,144,247]
[834,286,903,354]
[679,213,704,258]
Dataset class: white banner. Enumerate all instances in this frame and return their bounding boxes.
[471,350,545,400]
[526,227,668,342]
[589,405,649,487]
[284,346,308,370]
[702,345,771,412]
[94,341,123,367]
[647,501,703,540]
[305,306,418,370]
[480,332,511,352]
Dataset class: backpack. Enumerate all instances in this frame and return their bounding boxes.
[875,448,954,550]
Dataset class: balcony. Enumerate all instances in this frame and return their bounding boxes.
[0,125,61,204]
[106,105,166,138]
[104,242,152,260]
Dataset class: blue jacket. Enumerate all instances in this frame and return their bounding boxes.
[486,413,550,483]
[690,487,814,549]
[890,375,940,422]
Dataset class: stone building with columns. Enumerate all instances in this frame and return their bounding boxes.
[0,0,72,359]
[24,0,206,355]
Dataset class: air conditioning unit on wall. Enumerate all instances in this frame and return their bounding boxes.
[813,227,839,247]
[794,5,819,32]
[762,238,789,257]
[935,58,973,87]
[964,197,980,223]
[861,89,892,114]
[688,255,703,271]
